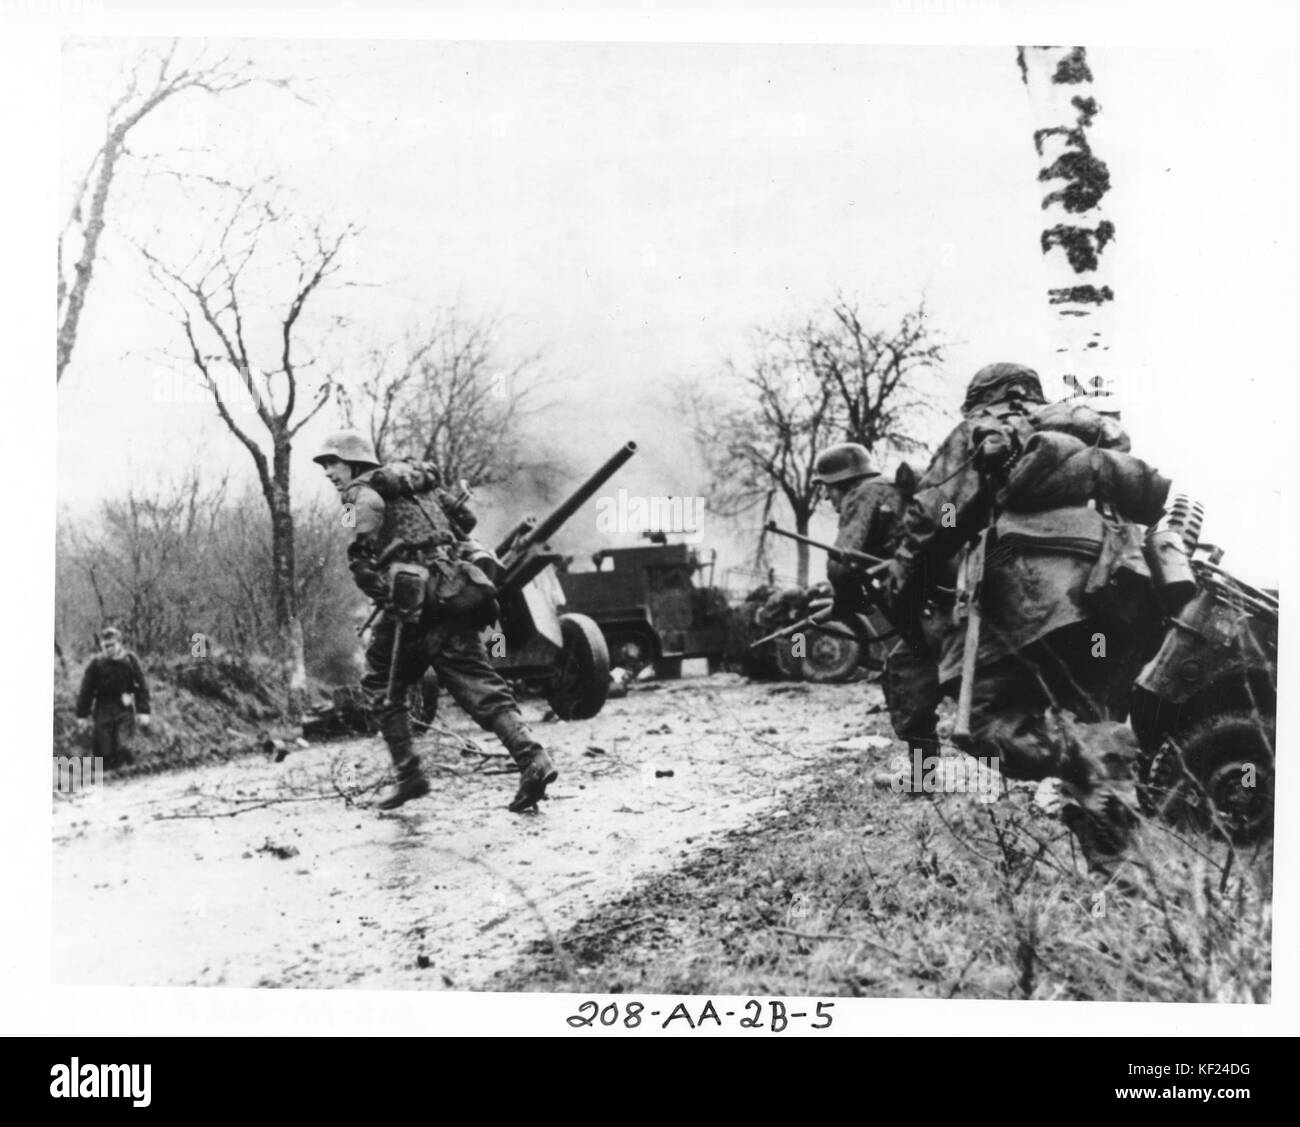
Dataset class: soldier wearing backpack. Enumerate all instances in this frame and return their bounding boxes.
[314,431,557,813]
[884,363,1172,859]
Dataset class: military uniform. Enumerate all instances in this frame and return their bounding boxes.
[819,462,946,752]
[887,364,1171,852]
[317,433,556,812]
[75,647,150,767]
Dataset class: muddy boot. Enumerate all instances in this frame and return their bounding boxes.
[1056,717,1140,866]
[377,711,430,811]
[1062,793,1138,870]
[491,712,558,813]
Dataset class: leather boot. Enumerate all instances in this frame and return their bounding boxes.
[377,711,430,810]
[1056,717,1139,865]
[491,712,558,813]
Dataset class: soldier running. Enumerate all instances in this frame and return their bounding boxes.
[883,363,1171,858]
[314,431,558,813]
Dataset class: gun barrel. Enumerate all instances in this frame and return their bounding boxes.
[524,441,638,550]
[764,521,886,567]
[749,605,834,649]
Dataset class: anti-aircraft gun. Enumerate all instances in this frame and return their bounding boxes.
[487,441,638,718]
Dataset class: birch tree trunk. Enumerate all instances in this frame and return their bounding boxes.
[1017,46,1118,412]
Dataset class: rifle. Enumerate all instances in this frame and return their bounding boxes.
[763,522,889,573]
[749,604,858,650]
[762,522,902,637]
[952,518,992,743]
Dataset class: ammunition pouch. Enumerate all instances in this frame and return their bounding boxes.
[422,553,500,629]
[387,563,430,624]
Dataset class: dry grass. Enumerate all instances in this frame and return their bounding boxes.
[493,749,1272,1002]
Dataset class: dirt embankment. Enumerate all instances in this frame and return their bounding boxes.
[52,654,321,776]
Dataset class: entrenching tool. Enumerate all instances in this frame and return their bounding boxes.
[383,562,430,706]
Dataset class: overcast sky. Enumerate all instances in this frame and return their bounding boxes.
[56,35,1295,586]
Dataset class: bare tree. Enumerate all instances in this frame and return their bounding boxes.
[692,296,942,585]
[806,296,941,455]
[57,473,355,672]
[56,469,229,656]
[58,40,304,383]
[1016,45,1117,406]
[137,182,352,715]
[339,312,566,494]
[691,337,838,587]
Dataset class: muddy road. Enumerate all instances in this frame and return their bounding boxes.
[52,671,890,989]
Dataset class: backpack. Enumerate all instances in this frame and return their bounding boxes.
[365,460,499,628]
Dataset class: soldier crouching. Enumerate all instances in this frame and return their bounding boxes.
[315,430,557,813]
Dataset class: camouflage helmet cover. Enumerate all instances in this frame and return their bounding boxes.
[963,363,1046,414]
[312,430,380,468]
[812,442,880,485]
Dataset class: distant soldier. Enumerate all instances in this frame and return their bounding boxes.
[74,627,151,768]
[885,362,1170,857]
[314,430,558,813]
[812,444,945,768]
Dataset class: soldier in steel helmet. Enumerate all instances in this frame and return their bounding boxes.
[884,362,1171,860]
[314,430,558,813]
[812,444,946,776]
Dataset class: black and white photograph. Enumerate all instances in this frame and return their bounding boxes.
[9,0,1299,1052]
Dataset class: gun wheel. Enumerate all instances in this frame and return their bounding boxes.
[771,636,804,681]
[546,613,611,720]
[799,624,862,683]
[1140,713,1274,843]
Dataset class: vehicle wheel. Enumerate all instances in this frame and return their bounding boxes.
[771,637,804,681]
[546,613,611,720]
[653,657,683,680]
[800,622,862,683]
[1143,713,1274,843]
[706,654,724,675]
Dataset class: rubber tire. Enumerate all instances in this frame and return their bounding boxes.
[771,637,804,681]
[546,613,611,720]
[653,657,683,681]
[799,622,862,683]
[1180,713,1275,843]
[1144,713,1274,843]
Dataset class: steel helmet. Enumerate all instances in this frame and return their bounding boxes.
[312,430,380,468]
[812,443,880,485]
[962,363,1046,414]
